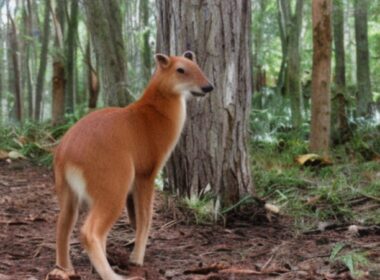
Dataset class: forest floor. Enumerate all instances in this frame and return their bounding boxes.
[1,160,380,280]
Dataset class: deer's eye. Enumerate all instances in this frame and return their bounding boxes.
[177,68,185,74]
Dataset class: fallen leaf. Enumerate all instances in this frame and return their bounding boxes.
[0,150,9,159]
[265,203,280,214]
[295,154,332,167]
[306,195,321,205]
[8,151,25,160]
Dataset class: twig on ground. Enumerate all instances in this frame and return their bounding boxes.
[159,220,181,231]
[260,253,275,271]
[358,192,380,203]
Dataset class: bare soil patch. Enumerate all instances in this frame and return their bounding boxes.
[0,161,379,280]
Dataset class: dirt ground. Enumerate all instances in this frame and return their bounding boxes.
[1,161,379,280]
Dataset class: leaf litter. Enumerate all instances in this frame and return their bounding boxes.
[0,161,379,280]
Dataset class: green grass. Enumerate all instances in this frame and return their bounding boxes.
[330,243,370,278]
[251,130,380,230]
[182,194,218,224]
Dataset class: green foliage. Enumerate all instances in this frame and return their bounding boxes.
[0,120,73,166]
[252,126,380,230]
[330,243,369,277]
[182,194,217,224]
[0,123,51,165]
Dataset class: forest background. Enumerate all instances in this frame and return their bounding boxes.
[0,0,380,270]
[0,0,380,278]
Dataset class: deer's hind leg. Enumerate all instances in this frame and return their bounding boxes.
[46,179,79,279]
[80,165,134,280]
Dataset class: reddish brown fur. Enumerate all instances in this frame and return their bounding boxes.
[46,52,212,280]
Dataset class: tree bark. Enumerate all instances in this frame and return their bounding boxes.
[24,0,34,119]
[0,2,4,123]
[52,61,65,125]
[51,0,65,125]
[276,0,291,96]
[83,0,133,107]
[157,0,253,208]
[252,0,266,109]
[6,6,15,121]
[21,0,32,120]
[140,0,151,85]
[277,0,304,128]
[65,0,78,114]
[34,0,50,121]
[354,0,372,117]
[8,9,23,122]
[86,39,99,111]
[287,0,304,128]
[310,0,332,156]
[332,0,350,143]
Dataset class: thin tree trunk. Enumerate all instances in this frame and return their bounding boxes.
[252,0,266,109]
[157,0,253,208]
[332,0,350,143]
[86,39,99,111]
[6,6,15,121]
[83,0,133,107]
[24,0,34,119]
[140,0,151,86]
[34,0,51,121]
[29,0,41,118]
[8,10,23,122]
[345,0,356,87]
[65,0,78,114]
[354,0,372,117]
[25,47,33,119]
[310,0,332,156]
[51,0,65,125]
[52,61,65,125]
[0,2,4,123]
[276,0,291,96]
[287,0,304,128]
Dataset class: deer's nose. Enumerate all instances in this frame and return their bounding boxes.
[201,84,214,93]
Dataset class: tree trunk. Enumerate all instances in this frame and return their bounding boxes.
[8,10,23,122]
[345,0,356,87]
[140,0,151,85]
[354,0,372,118]
[25,0,34,119]
[6,7,15,121]
[86,39,99,111]
[34,0,50,121]
[332,0,350,143]
[83,0,133,107]
[252,0,266,109]
[157,0,253,208]
[277,0,304,128]
[286,0,304,128]
[0,2,4,123]
[65,0,79,114]
[52,61,65,125]
[276,0,291,96]
[51,0,65,125]
[310,0,332,156]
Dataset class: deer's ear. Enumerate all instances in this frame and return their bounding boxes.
[183,51,196,62]
[154,53,170,68]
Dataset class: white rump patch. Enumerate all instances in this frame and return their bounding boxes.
[65,165,92,205]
